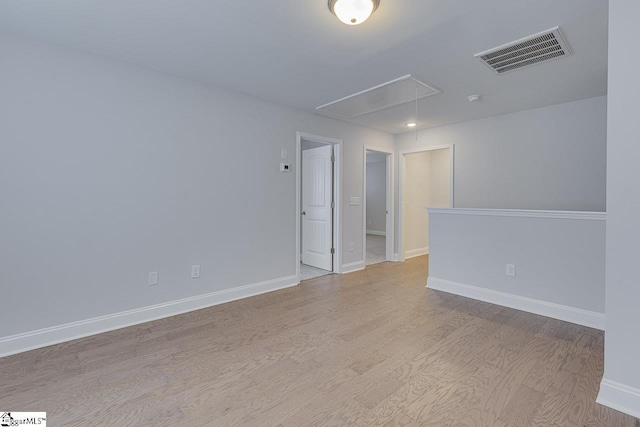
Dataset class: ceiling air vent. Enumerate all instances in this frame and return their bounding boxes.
[475,27,571,74]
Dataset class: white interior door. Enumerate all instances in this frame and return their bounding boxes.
[302,145,333,271]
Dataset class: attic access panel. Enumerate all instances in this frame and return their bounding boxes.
[316,75,441,119]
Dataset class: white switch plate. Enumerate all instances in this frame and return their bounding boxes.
[350,197,360,206]
[281,148,288,160]
[349,243,354,252]
[191,265,201,279]
[506,264,516,277]
[148,272,159,286]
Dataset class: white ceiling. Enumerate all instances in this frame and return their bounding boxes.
[0,0,608,134]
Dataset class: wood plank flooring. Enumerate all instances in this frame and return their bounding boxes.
[1,256,637,426]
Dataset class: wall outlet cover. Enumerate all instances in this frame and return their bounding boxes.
[148,272,159,286]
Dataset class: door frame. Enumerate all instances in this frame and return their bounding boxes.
[398,144,454,262]
[296,132,343,281]
[362,146,395,265]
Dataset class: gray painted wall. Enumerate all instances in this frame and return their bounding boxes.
[428,212,605,315]
[394,96,607,256]
[396,96,607,211]
[600,0,640,415]
[0,33,394,337]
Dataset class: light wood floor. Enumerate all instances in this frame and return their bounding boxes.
[1,256,637,426]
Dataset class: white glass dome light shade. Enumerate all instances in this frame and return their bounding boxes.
[329,0,380,26]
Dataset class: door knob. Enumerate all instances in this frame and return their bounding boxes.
[302,211,306,215]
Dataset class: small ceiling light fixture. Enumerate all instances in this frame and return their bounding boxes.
[406,122,417,127]
[468,94,481,102]
[328,0,380,26]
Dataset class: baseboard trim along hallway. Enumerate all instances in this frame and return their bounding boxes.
[341,261,366,274]
[597,379,640,419]
[427,277,605,330]
[0,274,299,358]
[404,247,429,259]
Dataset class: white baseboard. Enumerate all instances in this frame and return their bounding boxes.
[0,275,299,358]
[341,261,365,274]
[366,230,386,237]
[597,379,640,418]
[427,277,605,330]
[404,247,429,259]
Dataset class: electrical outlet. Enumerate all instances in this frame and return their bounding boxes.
[148,272,159,286]
[191,265,201,279]
[506,264,516,277]
[349,243,354,252]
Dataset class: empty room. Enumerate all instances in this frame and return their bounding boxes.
[1,0,639,426]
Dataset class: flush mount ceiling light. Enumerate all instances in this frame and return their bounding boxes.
[328,0,380,26]
[406,122,417,127]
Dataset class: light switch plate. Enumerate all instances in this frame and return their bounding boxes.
[506,264,516,277]
[191,265,201,279]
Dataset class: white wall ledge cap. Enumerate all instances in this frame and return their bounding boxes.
[427,207,606,221]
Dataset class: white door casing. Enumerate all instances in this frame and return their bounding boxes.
[302,145,334,271]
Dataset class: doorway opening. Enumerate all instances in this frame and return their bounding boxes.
[296,132,342,282]
[363,146,394,266]
[398,145,454,262]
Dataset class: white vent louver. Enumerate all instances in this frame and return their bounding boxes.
[475,27,571,75]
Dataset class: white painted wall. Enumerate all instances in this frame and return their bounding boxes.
[427,209,606,328]
[430,149,451,209]
[366,160,386,234]
[0,33,394,342]
[597,0,640,417]
[404,152,432,256]
[402,149,450,258]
